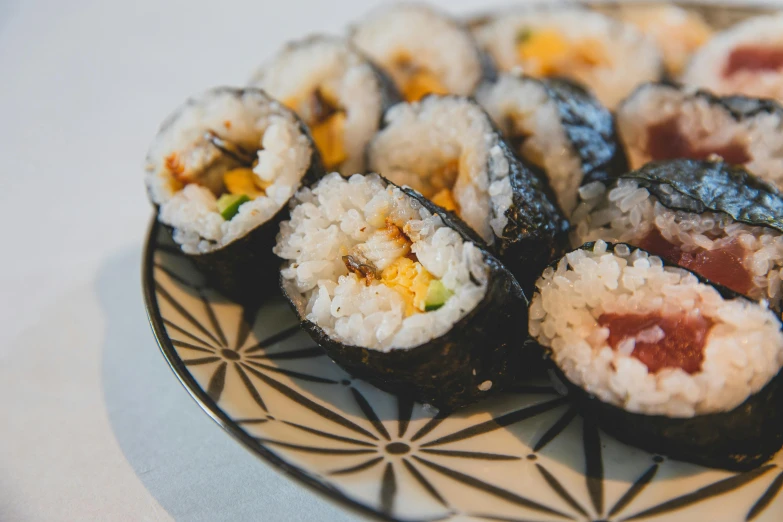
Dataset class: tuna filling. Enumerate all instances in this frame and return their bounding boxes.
[639,229,753,295]
[724,45,783,77]
[646,117,750,165]
[599,312,713,374]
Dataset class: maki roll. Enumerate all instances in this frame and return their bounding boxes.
[249,35,400,175]
[367,96,569,291]
[617,82,783,190]
[275,173,529,409]
[349,3,489,102]
[572,160,783,310]
[472,7,662,109]
[599,4,713,77]
[145,87,323,300]
[529,241,783,470]
[476,73,627,214]
[684,13,783,102]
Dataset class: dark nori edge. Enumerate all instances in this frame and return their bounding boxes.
[541,77,629,186]
[616,159,783,233]
[373,94,569,294]
[492,131,571,294]
[537,241,783,471]
[622,80,783,126]
[153,87,326,304]
[280,176,536,410]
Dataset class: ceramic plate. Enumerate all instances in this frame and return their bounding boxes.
[143,4,783,521]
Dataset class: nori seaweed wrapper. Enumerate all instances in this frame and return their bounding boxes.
[157,113,326,304]
[538,242,783,471]
[541,77,628,187]
[617,159,783,233]
[280,178,535,410]
[559,367,783,471]
[490,133,570,294]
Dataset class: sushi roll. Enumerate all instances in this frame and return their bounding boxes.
[599,4,713,77]
[684,13,783,102]
[249,35,400,175]
[367,96,569,291]
[349,3,490,103]
[472,7,662,109]
[145,87,323,300]
[529,241,783,470]
[275,173,529,409]
[616,82,783,190]
[572,160,783,310]
[476,73,628,214]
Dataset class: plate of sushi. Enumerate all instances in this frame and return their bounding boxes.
[142,2,783,521]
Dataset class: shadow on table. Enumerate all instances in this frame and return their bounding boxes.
[98,245,357,522]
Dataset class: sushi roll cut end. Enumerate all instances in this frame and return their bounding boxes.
[276,173,529,408]
[250,36,394,174]
[351,4,485,102]
[530,241,783,469]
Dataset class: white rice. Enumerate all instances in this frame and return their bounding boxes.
[529,240,783,417]
[249,35,383,175]
[684,13,783,102]
[473,7,662,109]
[275,173,489,351]
[145,88,312,254]
[349,3,483,97]
[618,83,783,190]
[572,178,783,308]
[605,4,713,76]
[476,73,583,214]
[368,97,512,245]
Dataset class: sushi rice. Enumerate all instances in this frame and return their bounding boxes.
[684,12,783,102]
[529,240,783,417]
[350,3,486,101]
[146,88,314,254]
[249,35,391,175]
[473,7,662,109]
[368,96,513,245]
[572,177,783,309]
[476,73,591,214]
[617,82,783,190]
[275,173,488,351]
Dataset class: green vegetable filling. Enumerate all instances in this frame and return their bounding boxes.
[424,279,453,312]
[217,193,250,220]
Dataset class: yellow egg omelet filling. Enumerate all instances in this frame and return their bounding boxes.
[516,29,608,77]
[223,168,271,199]
[393,54,450,102]
[285,88,348,170]
[381,257,435,316]
[431,188,459,212]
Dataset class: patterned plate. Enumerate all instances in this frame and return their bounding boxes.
[143,4,783,521]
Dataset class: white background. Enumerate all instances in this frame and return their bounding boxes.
[0,0,778,520]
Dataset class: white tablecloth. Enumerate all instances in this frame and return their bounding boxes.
[0,0,777,520]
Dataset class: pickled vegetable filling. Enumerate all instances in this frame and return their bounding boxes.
[342,219,453,315]
[599,312,713,374]
[392,54,449,102]
[646,118,750,165]
[515,29,607,77]
[724,45,783,77]
[639,229,753,295]
[286,88,347,169]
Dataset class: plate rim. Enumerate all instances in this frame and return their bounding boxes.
[141,2,779,519]
[142,216,397,522]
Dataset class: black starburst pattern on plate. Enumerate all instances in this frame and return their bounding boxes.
[144,217,783,522]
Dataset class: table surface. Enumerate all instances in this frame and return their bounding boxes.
[0,0,778,520]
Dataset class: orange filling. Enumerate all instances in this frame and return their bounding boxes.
[285,88,347,170]
[393,54,449,102]
[516,29,607,77]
